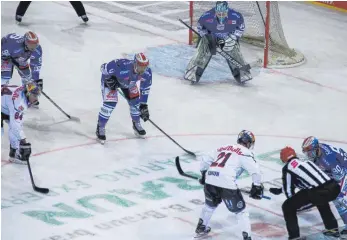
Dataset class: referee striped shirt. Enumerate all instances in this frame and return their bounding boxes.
[282,157,331,198]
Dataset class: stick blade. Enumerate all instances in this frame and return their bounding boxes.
[34,186,49,194]
[69,116,81,123]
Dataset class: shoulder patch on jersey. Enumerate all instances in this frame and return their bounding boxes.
[321,144,332,155]
[232,12,241,18]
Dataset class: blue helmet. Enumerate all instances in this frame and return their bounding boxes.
[237,130,255,149]
[302,136,320,161]
[215,1,229,24]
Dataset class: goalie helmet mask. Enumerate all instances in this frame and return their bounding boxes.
[302,136,320,161]
[134,53,149,75]
[24,31,39,51]
[237,130,255,149]
[215,1,229,24]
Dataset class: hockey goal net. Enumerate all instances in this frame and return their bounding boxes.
[188,1,305,68]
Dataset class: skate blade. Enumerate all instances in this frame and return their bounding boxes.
[96,138,105,145]
[9,157,28,165]
[193,232,210,239]
[134,131,146,139]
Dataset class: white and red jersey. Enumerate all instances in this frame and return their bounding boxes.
[200,143,262,189]
[1,85,28,148]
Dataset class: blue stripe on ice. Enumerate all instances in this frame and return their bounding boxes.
[127,44,235,83]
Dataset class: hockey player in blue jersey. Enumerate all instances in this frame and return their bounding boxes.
[302,136,347,236]
[96,53,151,143]
[184,1,251,84]
[1,31,42,88]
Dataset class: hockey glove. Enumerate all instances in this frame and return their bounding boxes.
[269,187,283,195]
[249,183,264,200]
[139,104,149,122]
[19,140,31,161]
[199,170,207,185]
[105,76,118,90]
[35,79,43,90]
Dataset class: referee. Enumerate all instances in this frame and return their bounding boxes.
[15,1,89,23]
[269,146,340,239]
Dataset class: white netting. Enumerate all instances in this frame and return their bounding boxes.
[190,1,305,68]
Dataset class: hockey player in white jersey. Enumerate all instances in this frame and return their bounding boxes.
[194,130,263,239]
[1,82,41,164]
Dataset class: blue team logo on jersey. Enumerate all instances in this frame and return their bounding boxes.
[120,70,129,75]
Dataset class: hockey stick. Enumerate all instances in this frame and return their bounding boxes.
[41,91,80,122]
[148,119,196,157]
[175,156,271,200]
[27,158,49,194]
[116,89,196,157]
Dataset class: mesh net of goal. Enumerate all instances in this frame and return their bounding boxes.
[190,1,305,68]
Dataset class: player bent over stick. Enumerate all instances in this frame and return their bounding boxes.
[96,53,151,144]
[184,1,251,84]
[269,146,341,239]
[1,82,41,164]
[194,130,264,239]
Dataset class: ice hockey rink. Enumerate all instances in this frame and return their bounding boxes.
[1,1,347,240]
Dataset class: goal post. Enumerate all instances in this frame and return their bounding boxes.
[188,1,305,68]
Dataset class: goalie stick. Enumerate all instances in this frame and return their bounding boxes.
[175,156,271,200]
[42,91,80,122]
[178,19,261,72]
[27,158,49,194]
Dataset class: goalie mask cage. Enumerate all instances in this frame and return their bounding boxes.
[188,1,305,68]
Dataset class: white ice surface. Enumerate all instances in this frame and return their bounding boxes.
[1,1,347,240]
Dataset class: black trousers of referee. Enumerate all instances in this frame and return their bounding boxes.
[16,1,87,17]
[282,180,340,239]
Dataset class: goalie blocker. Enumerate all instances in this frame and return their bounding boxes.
[184,33,252,84]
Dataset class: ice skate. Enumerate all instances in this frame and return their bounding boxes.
[323,228,340,238]
[133,121,146,138]
[242,231,252,240]
[96,122,106,144]
[194,218,211,239]
[9,146,27,165]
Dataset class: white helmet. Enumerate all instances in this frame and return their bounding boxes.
[134,53,149,75]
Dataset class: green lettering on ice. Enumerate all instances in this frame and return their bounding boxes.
[77,194,136,213]
[23,203,93,225]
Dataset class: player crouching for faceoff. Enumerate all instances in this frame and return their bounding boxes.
[194,130,263,239]
[96,53,151,143]
[1,82,41,164]
[184,1,251,84]
[302,136,347,237]
[269,147,340,239]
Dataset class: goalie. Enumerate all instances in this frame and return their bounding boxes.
[184,1,251,84]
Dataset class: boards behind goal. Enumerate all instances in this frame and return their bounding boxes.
[188,1,305,68]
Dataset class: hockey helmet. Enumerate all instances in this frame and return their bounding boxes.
[134,53,149,75]
[215,1,228,24]
[302,136,320,161]
[25,81,41,106]
[24,31,39,51]
[280,146,297,163]
[237,130,255,149]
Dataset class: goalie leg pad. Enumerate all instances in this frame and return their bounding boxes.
[184,36,212,83]
[224,44,252,83]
